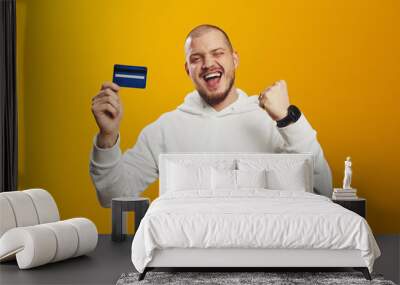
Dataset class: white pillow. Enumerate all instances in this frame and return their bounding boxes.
[237,169,267,188]
[265,166,307,191]
[167,162,212,191]
[237,159,308,192]
[211,169,268,190]
[212,168,236,190]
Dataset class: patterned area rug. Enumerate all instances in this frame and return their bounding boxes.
[116,271,396,285]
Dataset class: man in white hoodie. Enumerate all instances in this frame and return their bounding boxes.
[90,24,332,207]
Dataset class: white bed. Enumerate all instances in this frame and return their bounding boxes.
[131,153,380,280]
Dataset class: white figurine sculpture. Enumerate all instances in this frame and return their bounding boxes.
[343,156,352,189]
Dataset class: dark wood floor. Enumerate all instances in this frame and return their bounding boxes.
[0,235,398,285]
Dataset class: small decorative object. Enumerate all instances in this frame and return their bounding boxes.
[333,156,357,200]
[343,156,352,189]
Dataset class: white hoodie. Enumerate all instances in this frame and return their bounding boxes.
[90,88,332,207]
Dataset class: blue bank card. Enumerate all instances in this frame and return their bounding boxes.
[113,64,147,88]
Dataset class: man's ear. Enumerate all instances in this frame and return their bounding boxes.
[185,62,189,76]
[233,51,239,69]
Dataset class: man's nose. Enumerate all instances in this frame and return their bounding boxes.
[202,55,215,70]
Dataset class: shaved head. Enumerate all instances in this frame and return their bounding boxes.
[184,24,233,54]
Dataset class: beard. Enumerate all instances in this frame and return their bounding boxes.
[198,73,235,106]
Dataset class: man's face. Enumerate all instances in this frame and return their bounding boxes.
[185,30,239,105]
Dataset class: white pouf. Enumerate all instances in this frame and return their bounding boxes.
[0,189,98,269]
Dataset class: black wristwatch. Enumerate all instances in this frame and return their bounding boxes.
[276,105,302,128]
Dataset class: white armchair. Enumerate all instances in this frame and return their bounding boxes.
[0,189,97,269]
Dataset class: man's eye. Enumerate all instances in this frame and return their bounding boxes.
[214,52,224,57]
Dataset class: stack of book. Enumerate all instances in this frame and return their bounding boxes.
[332,188,358,200]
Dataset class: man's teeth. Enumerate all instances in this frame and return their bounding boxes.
[204,72,222,80]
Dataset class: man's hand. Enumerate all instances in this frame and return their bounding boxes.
[258,80,290,121]
[91,82,123,148]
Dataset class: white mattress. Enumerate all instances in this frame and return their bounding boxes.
[131,190,380,273]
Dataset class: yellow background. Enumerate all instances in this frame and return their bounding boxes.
[16,0,399,234]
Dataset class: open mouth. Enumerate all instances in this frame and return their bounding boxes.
[202,71,223,89]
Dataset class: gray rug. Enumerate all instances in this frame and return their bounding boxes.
[116,271,396,285]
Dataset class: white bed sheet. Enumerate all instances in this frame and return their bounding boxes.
[131,190,380,273]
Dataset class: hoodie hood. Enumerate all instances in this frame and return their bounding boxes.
[177,88,260,117]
